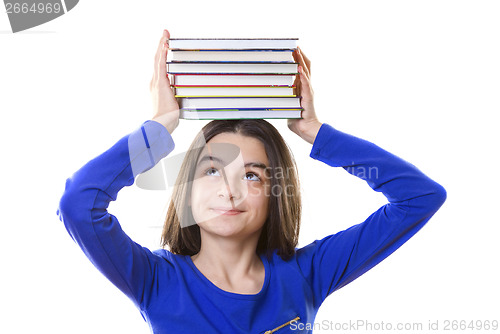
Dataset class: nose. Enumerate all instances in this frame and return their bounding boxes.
[216,169,243,201]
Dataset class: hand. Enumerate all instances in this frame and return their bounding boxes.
[150,29,180,134]
[288,46,322,145]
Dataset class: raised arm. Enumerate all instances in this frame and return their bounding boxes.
[297,123,446,307]
[57,120,175,311]
[289,47,446,308]
[56,29,180,312]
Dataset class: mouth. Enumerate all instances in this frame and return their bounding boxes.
[211,208,244,215]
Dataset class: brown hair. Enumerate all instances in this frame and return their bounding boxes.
[160,119,301,261]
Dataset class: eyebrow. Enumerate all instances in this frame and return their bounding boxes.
[197,155,268,170]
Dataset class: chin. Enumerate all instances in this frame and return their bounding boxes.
[196,215,244,235]
[206,224,244,238]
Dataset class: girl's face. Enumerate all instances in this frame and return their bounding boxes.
[190,132,271,240]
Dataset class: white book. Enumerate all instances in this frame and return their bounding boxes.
[167,62,298,74]
[171,74,296,86]
[169,50,294,62]
[169,38,297,50]
[174,86,295,97]
[180,109,302,120]
[179,97,301,109]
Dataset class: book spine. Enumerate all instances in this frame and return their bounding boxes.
[168,41,301,119]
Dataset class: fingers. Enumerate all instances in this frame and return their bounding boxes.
[296,46,311,79]
[297,47,311,69]
[299,65,313,99]
[157,35,169,83]
[292,53,301,94]
[153,30,170,85]
[293,46,313,98]
[293,73,302,96]
[155,30,170,67]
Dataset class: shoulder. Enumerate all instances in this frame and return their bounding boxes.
[152,248,185,265]
[267,234,341,270]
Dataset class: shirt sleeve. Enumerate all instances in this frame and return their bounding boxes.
[56,120,175,313]
[296,123,447,308]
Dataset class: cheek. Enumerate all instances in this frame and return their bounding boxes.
[190,178,211,207]
[191,177,270,207]
[245,183,271,209]
[191,175,224,196]
[190,179,210,223]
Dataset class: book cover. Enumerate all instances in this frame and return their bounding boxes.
[174,86,296,97]
[178,96,301,109]
[167,62,298,74]
[168,38,301,119]
[168,38,298,50]
[171,74,297,86]
[169,50,295,62]
[180,108,302,120]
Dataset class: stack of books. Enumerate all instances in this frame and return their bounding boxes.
[167,38,302,120]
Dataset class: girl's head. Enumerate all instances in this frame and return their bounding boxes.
[161,119,301,261]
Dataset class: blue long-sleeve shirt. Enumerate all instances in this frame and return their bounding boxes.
[57,120,446,334]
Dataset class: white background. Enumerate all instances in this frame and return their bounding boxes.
[1,0,499,333]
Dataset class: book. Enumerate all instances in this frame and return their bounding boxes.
[168,37,302,120]
[169,50,295,62]
[168,38,298,50]
[167,62,298,74]
[174,86,296,97]
[180,109,302,120]
[178,97,301,109]
[170,74,297,86]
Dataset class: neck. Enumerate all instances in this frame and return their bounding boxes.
[192,231,260,272]
[191,228,263,281]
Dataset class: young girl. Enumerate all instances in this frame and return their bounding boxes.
[57,30,446,333]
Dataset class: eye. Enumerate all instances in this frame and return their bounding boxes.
[244,172,261,182]
[204,167,220,176]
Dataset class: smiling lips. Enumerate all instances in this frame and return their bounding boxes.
[211,208,244,215]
